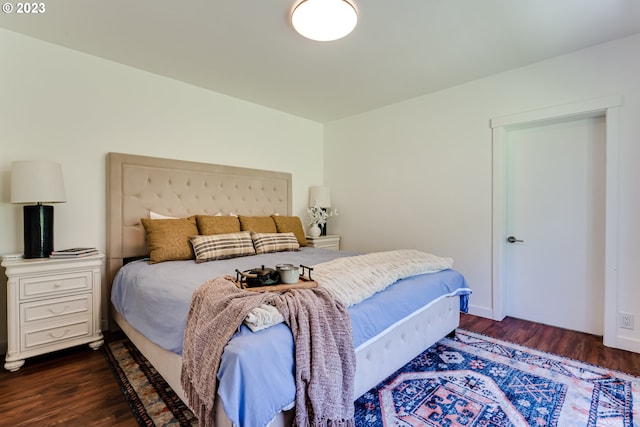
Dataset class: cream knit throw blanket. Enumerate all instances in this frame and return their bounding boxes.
[181,276,355,427]
[313,249,453,307]
[244,249,453,331]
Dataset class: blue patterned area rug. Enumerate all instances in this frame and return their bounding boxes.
[105,331,639,426]
[355,330,639,427]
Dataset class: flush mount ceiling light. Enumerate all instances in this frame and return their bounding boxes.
[291,0,358,42]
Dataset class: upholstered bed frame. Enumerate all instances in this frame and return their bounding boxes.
[106,152,460,427]
[106,152,292,287]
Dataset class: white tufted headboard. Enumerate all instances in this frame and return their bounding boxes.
[106,152,292,288]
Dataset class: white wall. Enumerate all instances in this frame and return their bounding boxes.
[324,33,640,352]
[2,27,639,356]
[0,29,324,351]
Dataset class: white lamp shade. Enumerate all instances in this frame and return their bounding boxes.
[309,186,331,207]
[292,0,358,42]
[11,160,67,204]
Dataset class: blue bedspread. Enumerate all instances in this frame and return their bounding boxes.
[111,247,470,426]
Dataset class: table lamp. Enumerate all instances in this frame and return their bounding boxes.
[11,161,67,258]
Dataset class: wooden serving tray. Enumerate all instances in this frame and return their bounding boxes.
[242,279,318,292]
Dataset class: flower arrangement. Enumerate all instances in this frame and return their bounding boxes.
[306,203,337,226]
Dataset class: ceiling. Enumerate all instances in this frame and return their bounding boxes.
[1,0,640,123]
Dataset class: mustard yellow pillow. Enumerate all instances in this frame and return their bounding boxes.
[271,215,307,247]
[141,216,198,264]
[196,215,241,235]
[238,215,277,233]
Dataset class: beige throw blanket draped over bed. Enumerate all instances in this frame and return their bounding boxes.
[181,276,355,427]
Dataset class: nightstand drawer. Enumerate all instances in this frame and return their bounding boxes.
[21,294,92,324]
[22,317,91,351]
[19,271,93,300]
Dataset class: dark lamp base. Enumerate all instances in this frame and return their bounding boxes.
[23,204,54,259]
[320,208,327,235]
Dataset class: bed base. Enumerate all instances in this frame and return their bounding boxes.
[112,294,460,427]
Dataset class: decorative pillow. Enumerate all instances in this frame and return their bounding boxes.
[190,231,256,262]
[149,211,177,219]
[196,215,241,235]
[141,216,198,264]
[271,215,307,247]
[239,215,277,233]
[251,231,300,255]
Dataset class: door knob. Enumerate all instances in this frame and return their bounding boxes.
[507,236,524,243]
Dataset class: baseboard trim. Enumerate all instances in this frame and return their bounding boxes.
[467,304,493,320]
[611,334,640,354]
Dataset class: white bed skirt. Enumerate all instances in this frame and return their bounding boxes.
[112,294,460,427]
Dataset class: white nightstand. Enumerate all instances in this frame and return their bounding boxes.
[2,254,105,371]
[306,234,341,251]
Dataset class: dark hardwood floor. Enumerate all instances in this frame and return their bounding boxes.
[459,313,640,377]
[0,332,137,427]
[1,315,638,426]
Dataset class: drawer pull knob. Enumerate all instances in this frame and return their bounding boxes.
[47,305,70,315]
[48,329,71,339]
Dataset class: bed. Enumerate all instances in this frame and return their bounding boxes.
[106,152,471,427]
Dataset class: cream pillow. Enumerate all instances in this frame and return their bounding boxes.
[149,211,177,219]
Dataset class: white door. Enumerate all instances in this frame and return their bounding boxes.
[504,116,606,335]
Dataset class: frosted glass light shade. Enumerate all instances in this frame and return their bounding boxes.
[309,186,331,207]
[292,0,358,42]
[11,160,67,204]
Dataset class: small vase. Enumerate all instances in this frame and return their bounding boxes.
[309,224,321,237]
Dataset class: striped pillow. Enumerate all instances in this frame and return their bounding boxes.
[251,232,300,255]
[190,231,256,263]
[271,215,307,247]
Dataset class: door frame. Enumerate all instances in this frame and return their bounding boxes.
[490,96,621,348]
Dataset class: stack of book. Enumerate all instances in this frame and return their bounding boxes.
[50,247,99,258]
